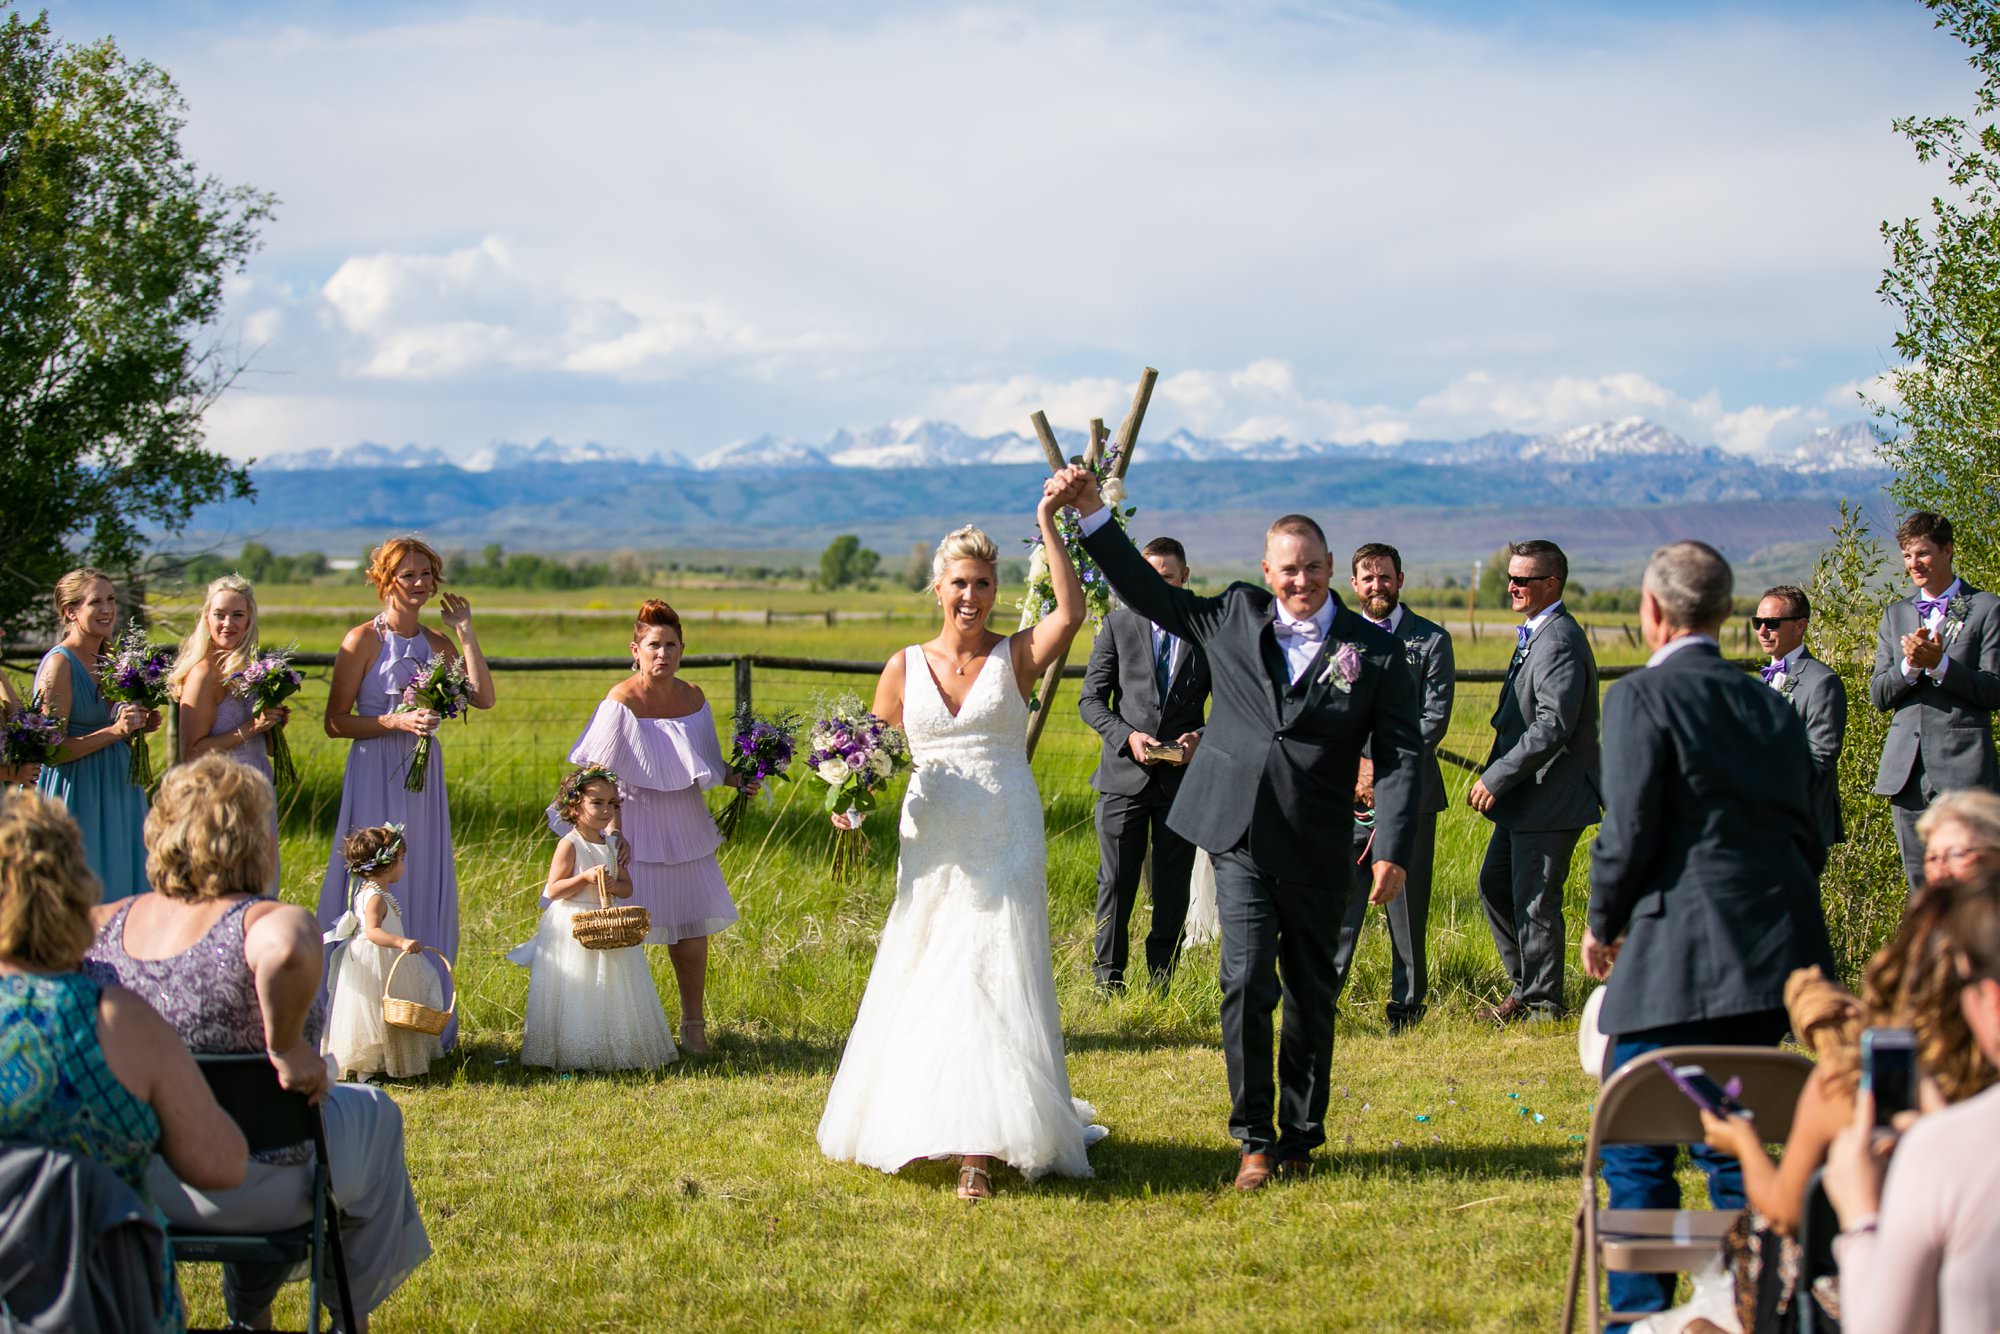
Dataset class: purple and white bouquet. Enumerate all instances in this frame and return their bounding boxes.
[229,647,306,793]
[716,707,801,840]
[807,698,913,880]
[393,655,473,792]
[1,705,64,777]
[97,626,174,788]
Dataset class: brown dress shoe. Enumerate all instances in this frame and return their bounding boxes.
[1234,1153,1275,1191]
[1475,996,1529,1025]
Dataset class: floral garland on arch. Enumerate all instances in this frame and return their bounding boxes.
[1017,445,1134,631]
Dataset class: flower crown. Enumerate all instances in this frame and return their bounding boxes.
[345,823,407,875]
[557,764,621,819]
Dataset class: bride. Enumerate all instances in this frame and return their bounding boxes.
[816,478,1103,1200]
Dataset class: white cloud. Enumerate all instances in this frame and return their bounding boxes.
[128,2,1961,459]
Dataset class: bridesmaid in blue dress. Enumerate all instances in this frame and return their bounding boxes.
[171,575,288,889]
[34,569,162,901]
[315,538,493,1048]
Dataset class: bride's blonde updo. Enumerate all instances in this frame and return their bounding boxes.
[929,526,999,592]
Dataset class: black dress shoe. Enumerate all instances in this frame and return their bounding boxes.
[1274,1155,1313,1181]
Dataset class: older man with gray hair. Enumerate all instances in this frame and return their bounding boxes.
[1581,540,1835,1322]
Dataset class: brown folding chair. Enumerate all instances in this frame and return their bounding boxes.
[1559,1044,1813,1334]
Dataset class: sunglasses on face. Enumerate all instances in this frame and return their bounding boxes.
[1505,573,1554,587]
[1751,616,1805,630]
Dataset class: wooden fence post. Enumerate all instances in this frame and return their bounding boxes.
[733,655,753,722]
[1023,368,1156,762]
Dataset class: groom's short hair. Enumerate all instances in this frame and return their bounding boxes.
[1141,536,1188,566]
[1351,542,1402,575]
[1266,514,1327,552]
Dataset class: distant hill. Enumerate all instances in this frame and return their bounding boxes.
[174,418,1893,581]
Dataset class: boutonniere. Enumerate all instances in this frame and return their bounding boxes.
[1318,642,1363,694]
[1942,594,1970,646]
[1776,672,1799,699]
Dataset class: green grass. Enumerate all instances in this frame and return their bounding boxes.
[21,601,1691,1330]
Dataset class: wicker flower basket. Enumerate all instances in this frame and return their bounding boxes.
[571,864,650,951]
[382,946,455,1036]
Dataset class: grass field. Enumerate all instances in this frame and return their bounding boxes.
[11,594,1701,1331]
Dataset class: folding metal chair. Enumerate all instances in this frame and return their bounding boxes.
[169,1054,357,1334]
[1559,1044,1814,1333]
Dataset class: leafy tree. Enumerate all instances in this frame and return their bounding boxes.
[0,8,275,641]
[901,542,931,592]
[1873,0,2000,586]
[818,535,880,590]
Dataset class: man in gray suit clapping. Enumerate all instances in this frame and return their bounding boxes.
[1871,512,2000,889]
[1469,539,1600,1023]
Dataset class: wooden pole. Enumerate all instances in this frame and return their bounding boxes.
[1023,367,1154,761]
[1085,418,1107,470]
[1109,367,1157,481]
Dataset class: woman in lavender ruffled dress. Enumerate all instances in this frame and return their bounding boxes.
[555,600,755,1054]
[315,538,493,1048]
[172,574,288,886]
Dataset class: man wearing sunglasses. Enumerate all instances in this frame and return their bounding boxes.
[1871,511,2000,890]
[1754,585,1847,855]
[1469,539,1601,1024]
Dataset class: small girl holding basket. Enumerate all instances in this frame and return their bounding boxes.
[323,824,445,1080]
[507,765,677,1071]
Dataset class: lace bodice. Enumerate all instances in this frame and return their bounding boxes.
[896,641,1039,869]
[900,642,1029,769]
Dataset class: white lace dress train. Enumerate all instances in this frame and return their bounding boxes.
[816,640,1102,1181]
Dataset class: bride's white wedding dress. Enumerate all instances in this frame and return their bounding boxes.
[816,637,1103,1180]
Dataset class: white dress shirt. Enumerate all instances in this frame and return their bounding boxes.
[1646,633,1718,669]
[1901,578,1962,682]
[1273,598,1338,684]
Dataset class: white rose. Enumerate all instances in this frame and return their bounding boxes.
[1100,477,1126,506]
[816,758,848,783]
[869,750,892,777]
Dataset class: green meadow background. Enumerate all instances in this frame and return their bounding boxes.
[11,590,1705,1331]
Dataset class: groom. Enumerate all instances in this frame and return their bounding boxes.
[1055,467,1425,1189]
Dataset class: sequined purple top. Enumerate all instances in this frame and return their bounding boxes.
[86,896,326,1163]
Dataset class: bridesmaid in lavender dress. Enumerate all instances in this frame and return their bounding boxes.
[172,575,288,887]
[556,600,755,1054]
[315,538,494,1048]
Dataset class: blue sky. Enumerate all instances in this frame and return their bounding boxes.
[34,0,1979,461]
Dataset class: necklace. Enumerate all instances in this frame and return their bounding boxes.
[938,645,983,676]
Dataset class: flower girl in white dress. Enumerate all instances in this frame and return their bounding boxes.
[508,766,677,1072]
[817,480,1104,1201]
[324,824,443,1079]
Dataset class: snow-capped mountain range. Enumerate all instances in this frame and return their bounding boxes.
[257,416,1888,476]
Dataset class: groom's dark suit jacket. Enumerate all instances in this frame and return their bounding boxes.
[1082,522,1426,880]
[1589,642,1834,1035]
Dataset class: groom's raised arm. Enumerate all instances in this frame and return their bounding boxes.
[1072,491,1225,646]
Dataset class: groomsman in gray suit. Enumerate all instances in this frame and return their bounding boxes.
[1469,539,1601,1023]
[1754,584,1847,851]
[1330,542,1454,1032]
[1870,511,2000,889]
[1079,536,1211,989]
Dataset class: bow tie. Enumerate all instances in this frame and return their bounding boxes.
[1274,618,1323,644]
[1917,596,1950,619]
[1760,660,1786,684]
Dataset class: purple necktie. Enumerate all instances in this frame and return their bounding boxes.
[1916,596,1949,620]
[1760,660,1785,684]
[1371,617,1393,631]
[1515,624,1533,651]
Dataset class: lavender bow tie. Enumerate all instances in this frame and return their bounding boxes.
[1916,596,1950,620]
[1274,618,1323,643]
[1760,661,1786,684]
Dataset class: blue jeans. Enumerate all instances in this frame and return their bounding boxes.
[1601,1009,1790,1318]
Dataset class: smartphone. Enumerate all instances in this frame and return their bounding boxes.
[1655,1059,1750,1119]
[1862,1027,1917,1127]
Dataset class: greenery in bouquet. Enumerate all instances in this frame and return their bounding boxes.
[717,706,801,839]
[393,655,473,792]
[229,646,305,793]
[1,705,65,775]
[97,625,174,788]
[1019,444,1133,630]
[807,697,913,881]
